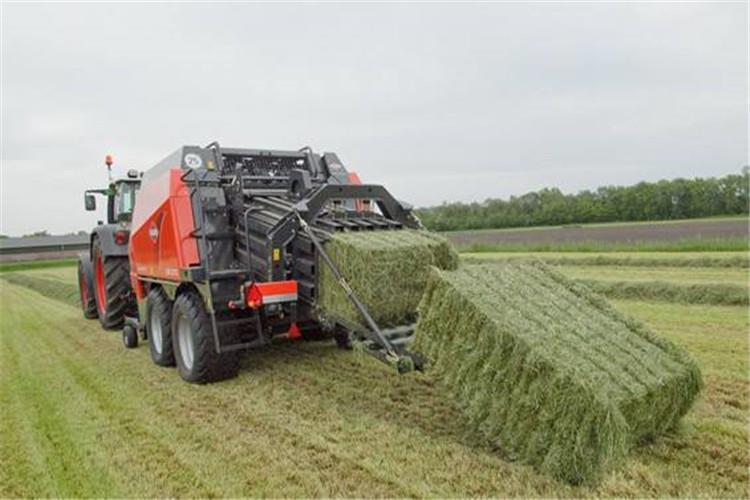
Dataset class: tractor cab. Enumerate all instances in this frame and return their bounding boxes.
[84,172,141,224]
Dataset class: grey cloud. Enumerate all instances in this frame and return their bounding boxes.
[1,2,746,235]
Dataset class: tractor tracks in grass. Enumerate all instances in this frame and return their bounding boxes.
[1,286,220,497]
[0,292,121,497]
[3,286,410,496]
[2,282,554,497]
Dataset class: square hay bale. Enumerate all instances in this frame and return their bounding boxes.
[318,229,459,328]
[412,261,702,484]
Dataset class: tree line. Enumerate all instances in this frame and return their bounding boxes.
[415,168,749,232]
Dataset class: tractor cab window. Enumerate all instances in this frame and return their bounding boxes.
[113,182,139,221]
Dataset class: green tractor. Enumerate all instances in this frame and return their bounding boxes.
[78,155,140,329]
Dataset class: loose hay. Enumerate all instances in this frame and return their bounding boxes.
[318,229,459,328]
[412,261,702,484]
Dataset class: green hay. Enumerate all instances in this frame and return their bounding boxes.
[318,229,459,328]
[413,261,702,484]
[580,280,748,306]
[1,273,80,307]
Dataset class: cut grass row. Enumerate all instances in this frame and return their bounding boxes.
[460,258,749,306]
[558,265,748,286]
[454,236,748,254]
[22,266,78,284]
[0,258,76,273]
[463,252,749,268]
[7,260,747,313]
[0,279,747,497]
[579,280,747,306]
[1,273,80,307]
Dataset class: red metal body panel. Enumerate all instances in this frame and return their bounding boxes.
[129,168,199,283]
[245,280,298,308]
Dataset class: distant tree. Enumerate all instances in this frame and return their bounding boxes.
[415,169,750,231]
[22,230,50,238]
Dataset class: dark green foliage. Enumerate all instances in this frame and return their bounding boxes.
[417,170,750,231]
[413,261,702,484]
[1,273,79,307]
[580,280,748,306]
[318,229,458,328]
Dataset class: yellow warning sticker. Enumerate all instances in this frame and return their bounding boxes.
[272,248,281,262]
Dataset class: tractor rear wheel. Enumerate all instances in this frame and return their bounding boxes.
[147,287,175,366]
[92,237,131,329]
[77,256,97,319]
[172,290,239,384]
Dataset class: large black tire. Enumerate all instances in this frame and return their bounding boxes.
[77,256,97,319]
[147,287,175,366]
[171,290,239,384]
[92,237,131,329]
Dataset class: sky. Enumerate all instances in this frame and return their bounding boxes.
[1,2,747,236]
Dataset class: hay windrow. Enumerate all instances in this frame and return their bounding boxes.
[579,279,748,306]
[464,254,750,268]
[413,261,702,484]
[318,229,459,328]
[1,273,80,307]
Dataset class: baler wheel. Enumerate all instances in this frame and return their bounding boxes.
[122,324,138,349]
[146,287,175,366]
[92,237,131,329]
[333,327,352,350]
[77,257,97,319]
[171,290,239,384]
[297,321,327,342]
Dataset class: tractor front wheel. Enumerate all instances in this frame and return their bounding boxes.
[92,237,131,329]
[172,290,239,384]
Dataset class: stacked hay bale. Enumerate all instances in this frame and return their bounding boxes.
[318,229,458,328]
[412,261,702,484]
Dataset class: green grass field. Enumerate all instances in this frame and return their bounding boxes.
[0,249,748,497]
